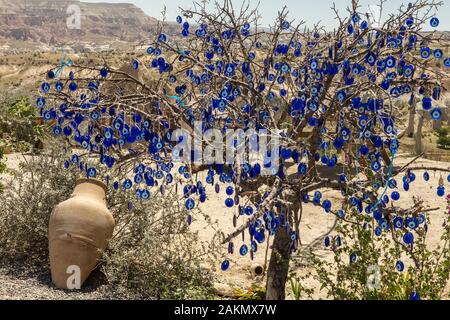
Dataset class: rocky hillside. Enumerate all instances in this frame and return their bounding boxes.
[0,0,159,45]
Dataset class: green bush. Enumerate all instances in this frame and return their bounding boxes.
[437,136,450,149]
[435,128,449,137]
[0,147,75,265]
[0,95,47,153]
[436,127,450,149]
[307,204,450,300]
[231,284,266,300]
[0,146,5,192]
[0,146,214,299]
[102,185,214,299]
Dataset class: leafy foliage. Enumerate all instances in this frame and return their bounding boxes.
[232,284,266,300]
[102,186,215,299]
[288,275,314,300]
[436,127,450,149]
[0,147,5,192]
[309,201,450,300]
[0,95,48,153]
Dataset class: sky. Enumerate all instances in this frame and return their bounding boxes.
[82,0,450,31]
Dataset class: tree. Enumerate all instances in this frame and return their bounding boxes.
[37,0,449,299]
[407,94,416,137]
[415,111,425,155]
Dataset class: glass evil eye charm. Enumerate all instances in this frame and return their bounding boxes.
[239,244,248,256]
[391,191,400,201]
[225,198,234,208]
[87,167,97,178]
[409,292,420,300]
[47,70,55,79]
[420,47,431,59]
[324,236,330,247]
[395,260,404,272]
[41,82,50,93]
[100,67,108,78]
[69,82,78,92]
[393,216,403,229]
[444,58,450,67]
[434,49,443,59]
[437,186,445,197]
[55,81,63,92]
[185,198,195,210]
[430,108,442,121]
[374,226,382,237]
[430,17,439,28]
[403,232,414,244]
[122,179,132,190]
[221,260,230,271]
[158,33,167,42]
[36,97,46,108]
[132,59,139,70]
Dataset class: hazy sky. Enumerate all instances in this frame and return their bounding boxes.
[82,0,450,30]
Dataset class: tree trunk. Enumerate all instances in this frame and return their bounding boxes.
[265,226,291,300]
[445,100,450,126]
[432,118,442,131]
[415,113,424,155]
[407,104,416,137]
[447,109,450,127]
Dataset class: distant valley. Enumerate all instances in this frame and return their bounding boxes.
[0,0,166,52]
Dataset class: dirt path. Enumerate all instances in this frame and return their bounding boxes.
[0,266,130,300]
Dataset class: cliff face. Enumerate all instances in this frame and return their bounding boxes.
[0,0,159,44]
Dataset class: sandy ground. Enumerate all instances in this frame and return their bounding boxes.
[1,152,449,299]
[192,153,450,299]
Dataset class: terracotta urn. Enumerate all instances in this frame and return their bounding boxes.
[49,178,115,289]
[250,264,264,277]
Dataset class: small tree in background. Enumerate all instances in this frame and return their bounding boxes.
[37,0,450,299]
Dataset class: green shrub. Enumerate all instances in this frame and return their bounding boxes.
[306,203,450,300]
[0,96,47,153]
[435,128,449,138]
[0,150,69,265]
[102,185,214,299]
[0,146,214,299]
[0,146,5,192]
[437,136,450,149]
[288,275,314,300]
[436,127,450,149]
[232,284,266,300]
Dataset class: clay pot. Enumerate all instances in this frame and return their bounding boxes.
[49,178,114,289]
[250,264,264,277]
